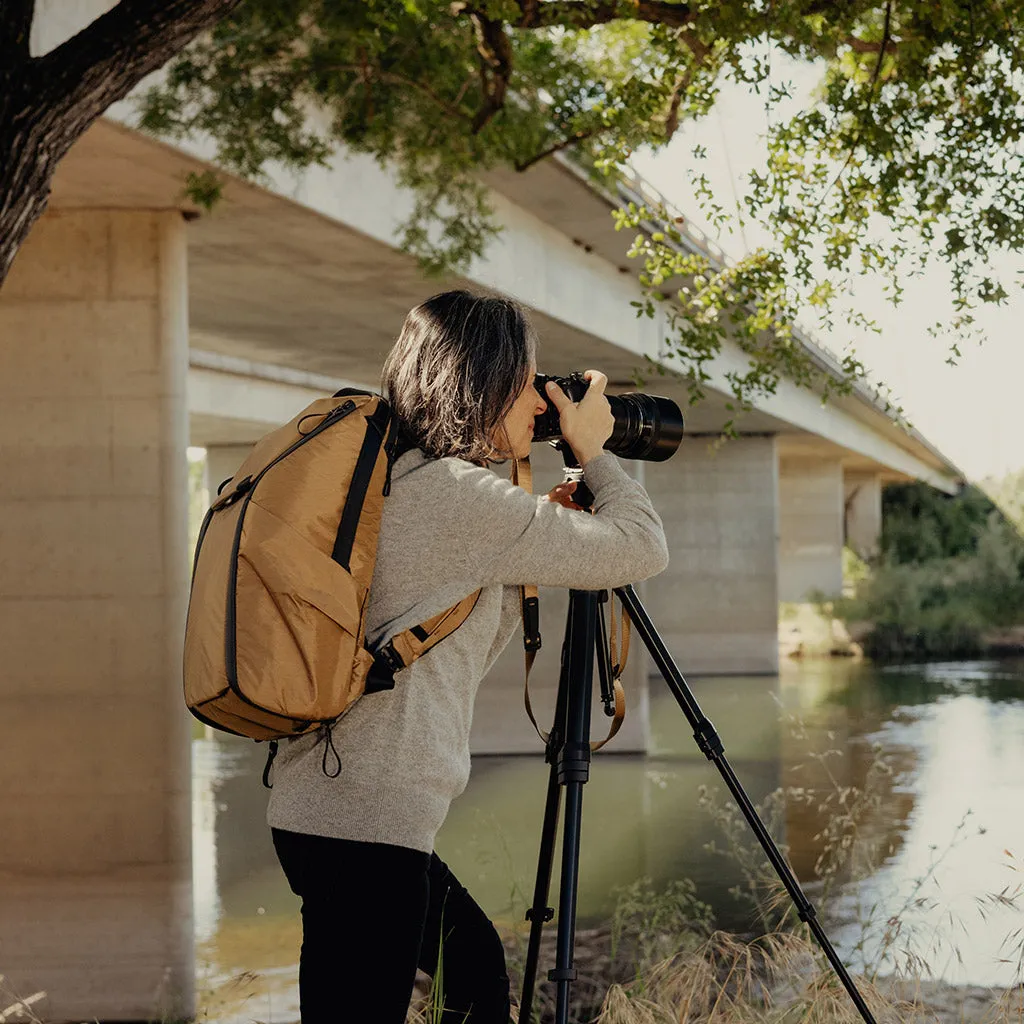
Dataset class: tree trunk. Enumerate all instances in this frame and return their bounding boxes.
[0,72,64,286]
[0,0,244,291]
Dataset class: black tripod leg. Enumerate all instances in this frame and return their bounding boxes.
[519,760,562,1020]
[520,593,580,1023]
[551,589,598,1024]
[615,584,878,1024]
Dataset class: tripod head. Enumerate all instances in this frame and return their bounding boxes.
[551,439,595,510]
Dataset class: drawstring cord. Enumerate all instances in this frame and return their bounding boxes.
[320,721,342,779]
[262,740,279,789]
[261,724,343,790]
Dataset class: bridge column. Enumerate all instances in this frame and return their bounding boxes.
[0,210,193,1020]
[778,456,844,601]
[643,436,780,675]
[844,471,883,560]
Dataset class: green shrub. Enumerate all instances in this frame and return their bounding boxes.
[833,506,1024,661]
[880,482,999,565]
[835,557,984,660]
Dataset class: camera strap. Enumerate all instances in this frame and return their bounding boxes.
[511,457,626,752]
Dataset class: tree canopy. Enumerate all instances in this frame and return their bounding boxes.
[5,1,1024,422]
[137,0,1024,417]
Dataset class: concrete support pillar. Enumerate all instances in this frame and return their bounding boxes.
[643,436,780,675]
[0,211,193,1021]
[778,456,844,601]
[469,443,651,754]
[204,442,254,500]
[844,471,883,560]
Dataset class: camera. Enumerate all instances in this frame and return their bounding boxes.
[532,372,684,462]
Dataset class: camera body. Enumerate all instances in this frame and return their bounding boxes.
[532,372,684,463]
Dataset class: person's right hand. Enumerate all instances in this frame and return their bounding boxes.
[544,370,614,467]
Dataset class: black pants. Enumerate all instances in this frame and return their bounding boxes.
[272,828,511,1023]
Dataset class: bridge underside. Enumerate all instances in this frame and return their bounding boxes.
[0,115,959,1021]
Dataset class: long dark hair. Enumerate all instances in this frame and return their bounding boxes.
[381,290,537,463]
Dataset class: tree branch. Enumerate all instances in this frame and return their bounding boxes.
[314,63,473,123]
[663,71,688,140]
[514,128,597,171]
[468,8,512,134]
[845,34,900,54]
[35,0,243,138]
[662,36,710,140]
[821,0,894,200]
[866,0,894,97]
[0,0,35,68]
[513,0,693,30]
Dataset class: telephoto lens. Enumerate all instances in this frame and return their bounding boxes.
[532,371,684,462]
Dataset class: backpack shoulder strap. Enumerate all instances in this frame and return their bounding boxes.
[392,423,419,461]
[368,591,482,690]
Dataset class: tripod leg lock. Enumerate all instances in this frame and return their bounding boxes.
[797,903,817,924]
[525,906,555,923]
[556,741,591,784]
[694,720,725,759]
[548,968,578,982]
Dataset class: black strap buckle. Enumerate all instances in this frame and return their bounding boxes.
[525,906,555,923]
[522,595,541,653]
[364,641,404,693]
[376,642,404,674]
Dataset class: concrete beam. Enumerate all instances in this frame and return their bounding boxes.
[187,349,371,446]
[176,138,951,489]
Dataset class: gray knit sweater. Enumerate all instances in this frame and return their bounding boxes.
[266,449,668,853]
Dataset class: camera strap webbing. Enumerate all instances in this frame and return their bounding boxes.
[511,457,626,751]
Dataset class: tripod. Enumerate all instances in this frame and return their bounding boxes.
[517,477,878,1024]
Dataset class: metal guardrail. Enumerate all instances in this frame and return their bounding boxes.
[615,164,732,269]
[615,164,843,367]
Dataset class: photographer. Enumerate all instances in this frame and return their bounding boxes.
[266,290,669,1022]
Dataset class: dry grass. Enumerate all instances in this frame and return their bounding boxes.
[0,977,45,1024]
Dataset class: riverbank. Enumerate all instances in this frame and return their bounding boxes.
[779,602,1024,661]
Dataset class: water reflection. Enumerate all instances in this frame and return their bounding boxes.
[192,658,1024,1020]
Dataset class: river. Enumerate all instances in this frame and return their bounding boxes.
[192,656,1024,1021]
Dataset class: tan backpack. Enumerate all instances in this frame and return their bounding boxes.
[183,390,480,746]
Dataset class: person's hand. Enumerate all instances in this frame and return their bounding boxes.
[544,370,613,467]
[544,480,583,511]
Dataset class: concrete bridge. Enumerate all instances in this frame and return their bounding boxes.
[0,5,962,1021]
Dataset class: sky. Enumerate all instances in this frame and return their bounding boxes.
[630,67,1023,483]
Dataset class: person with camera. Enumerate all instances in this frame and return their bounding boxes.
[266,290,669,1022]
